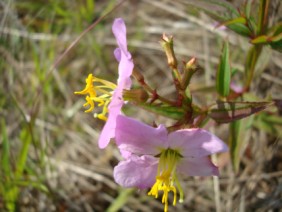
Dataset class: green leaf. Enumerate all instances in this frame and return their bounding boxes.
[245,0,252,19]
[251,35,269,44]
[219,16,247,28]
[253,114,277,134]
[216,41,231,97]
[269,36,282,52]
[252,22,282,51]
[251,33,282,45]
[216,16,254,37]
[197,0,240,16]
[253,112,282,136]
[138,103,185,120]
[106,188,135,212]
[257,0,269,35]
[184,0,239,24]
[227,23,252,37]
[229,120,242,172]
[1,119,11,179]
[247,16,257,35]
[208,101,273,123]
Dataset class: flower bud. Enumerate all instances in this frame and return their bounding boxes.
[160,34,178,68]
[182,57,199,89]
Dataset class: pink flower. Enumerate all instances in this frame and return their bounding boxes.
[98,18,134,149]
[113,115,228,211]
[230,81,244,93]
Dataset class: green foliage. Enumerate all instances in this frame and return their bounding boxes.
[253,112,282,136]
[139,103,185,120]
[229,120,242,173]
[268,23,282,52]
[216,41,231,98]
[0,120,14,211]
[106,188,135,212]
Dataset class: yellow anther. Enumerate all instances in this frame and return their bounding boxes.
[75,74,117,120]
[148,149,183,212]
[84,96,95,113]
[75,74,97,97]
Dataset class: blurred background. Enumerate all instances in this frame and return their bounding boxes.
[0,0,281,211]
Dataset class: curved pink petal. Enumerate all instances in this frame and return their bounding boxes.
[114,48,121,62]
[98,18,134,149]
[112,18,130,59]
[115,115,168,155]
[112,18,134,84]
[119,148,132,159]
[114,155,158,189]
[177,157,219,176]
[168,129,228,158]
[98,111,120,149]
[117,52,133,87]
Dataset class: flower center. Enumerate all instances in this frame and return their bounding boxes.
[148,149,184,212]
[75,74,117,121]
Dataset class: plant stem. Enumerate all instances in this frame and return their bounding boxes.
[132,69,177,106]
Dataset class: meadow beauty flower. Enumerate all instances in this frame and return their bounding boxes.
[113,115,228,212]
[75,18,134,148]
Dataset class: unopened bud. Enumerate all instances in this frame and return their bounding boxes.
[160,33,178,68]
[186,57,197,69]
[182,57,199,88]
[123,88,149,103]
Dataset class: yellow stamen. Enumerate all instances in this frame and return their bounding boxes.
[148,149,184,212]
[75,74,117,120]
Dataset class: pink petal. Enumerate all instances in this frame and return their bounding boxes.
[114,48,121,62]
[98,18,134,149]
[117,52,133,87]
[108,86,124,111]
[112,18,130,59]
[168,129,228,158]
[230,81,244,93]
[98,85,125,149]
[115,115,168,155]
[98,112,119,149]
[114,155,158,189]
[177,157,219,176]
[112,18,134,84]
[119,148,132,159]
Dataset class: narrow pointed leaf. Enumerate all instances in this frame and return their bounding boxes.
[229,120,242,172]
[216,41,231,97]
[218,16,247,28]
[217,16,254,37]
[269,37,282,52]
[245,0,252,19]
[253,114,277,134]
[271,33,282,42]
[139,103,185,120]
[197,0,240,16]
[268,23,282,52]
[1,120,11,178]
[251,35,269,44]
[208,101,273,123]
[227,23,252,37]
[247,16,258,35]
[251,33,282,45]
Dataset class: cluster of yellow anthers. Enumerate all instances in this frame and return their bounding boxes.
[74,74,116,121]
[148,149,184,212]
